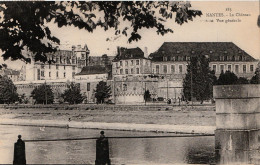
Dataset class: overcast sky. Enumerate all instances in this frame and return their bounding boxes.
[1,1,259,70]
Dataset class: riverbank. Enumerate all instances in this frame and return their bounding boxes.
[0,105,216,134]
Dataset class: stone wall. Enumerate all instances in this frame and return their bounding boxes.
[214,84,260,164]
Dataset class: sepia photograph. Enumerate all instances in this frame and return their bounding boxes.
[0,1,259,164]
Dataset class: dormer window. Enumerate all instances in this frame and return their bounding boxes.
[192,51,195,54]
[163,56,167,61]
[224,51,227,54]
[171,56,175,61]
[177,50,180,54]
[239,51,242,54]
[210,51,213,54]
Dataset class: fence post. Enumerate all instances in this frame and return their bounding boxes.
[95,137,111,165]
[13,135,26,165]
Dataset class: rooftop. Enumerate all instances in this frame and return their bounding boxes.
[149,42,256,62]
[113,47,146,62]
[76,65,112,75]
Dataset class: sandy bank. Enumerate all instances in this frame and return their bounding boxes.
[0,118,215,134]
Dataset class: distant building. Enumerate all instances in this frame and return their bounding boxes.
[21,44,90,82]
[88,54,115,66]
[75,65,112,103]
[150,42,258,78]
[112,47,152,77]
[0,68,21,82]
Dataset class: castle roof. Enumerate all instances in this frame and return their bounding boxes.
[76,65,112,75]
[113,47,146,62]
[149,42,256,62]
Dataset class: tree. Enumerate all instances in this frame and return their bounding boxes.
[94,81,111,104]
[237,77,249,84]
[0,75,19,104]
[250,68,260,84]
[31,83,54,104]
[216,71,238,85]
[144,90,151,102]
[0,1,202,63]
[183,55,216,104]
[61,82,83,104]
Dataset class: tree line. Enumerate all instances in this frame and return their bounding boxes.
[183,55,260,104]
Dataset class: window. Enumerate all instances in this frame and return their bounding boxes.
[179,65,183,73]
[187,56,190,61]
[235,65,239,73]
[116,63,118,67]
[131,60,134,65]
[163,65,167,74]
[243,65,247,73]
[220,56,224,61]
[64,65,66,70]
[136,60,139,65]
[41,71,45,77]
[125,61,128,66]
[72,59,75,64]
[120,61,122,66]
[87,83,90,91]
[72,66,75,70]
[136,68,140,74]
[171,56,176,61]
[120,69,123,74]
[125,69,128,74]
[212,65,217,72]
[56,71,59,78]
[163,56,167,61]
[56,65,59,70]
[171,65,175,73]
[235,56,239,61]
[41,65,44,69]
[156,65,160,74]
[131,68,134,74]
[81,53,85,58]
[227,65,232,71]
[37,69,40,80]
[64,72,66,78]
[49,65,51,69]
[123,84,127,91]
[72,72,75,78]
[220,65,224,72]
[250,65,254,72]
[49,72,51,77]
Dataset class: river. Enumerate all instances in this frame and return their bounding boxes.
[0,125,215,164]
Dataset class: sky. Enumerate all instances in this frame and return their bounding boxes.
[1,1,260,70]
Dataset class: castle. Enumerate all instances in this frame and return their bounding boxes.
[11,42,258,104]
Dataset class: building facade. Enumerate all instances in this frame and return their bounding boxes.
[13,42,258,105]
[22,45,90,82]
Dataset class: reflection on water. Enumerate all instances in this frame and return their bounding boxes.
[0,125,215,164]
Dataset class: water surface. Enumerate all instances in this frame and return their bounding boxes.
[0,125,215,164]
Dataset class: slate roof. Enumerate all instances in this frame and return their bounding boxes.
[0,69,20,76]
[76,65,112,75]
[113,47,146,62]
[149,42,256,62]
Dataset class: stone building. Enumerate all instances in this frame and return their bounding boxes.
[0,68,21,82]
[75,65,112,103]
[147,42,259,102]
[88,54,115,66]
[21,45,90,82]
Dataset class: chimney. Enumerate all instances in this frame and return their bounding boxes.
[144,47,148,57]
[117,46,121,56]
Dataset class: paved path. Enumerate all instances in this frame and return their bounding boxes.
[0,118,215,134]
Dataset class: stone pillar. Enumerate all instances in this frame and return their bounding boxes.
[214,85,260,164]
